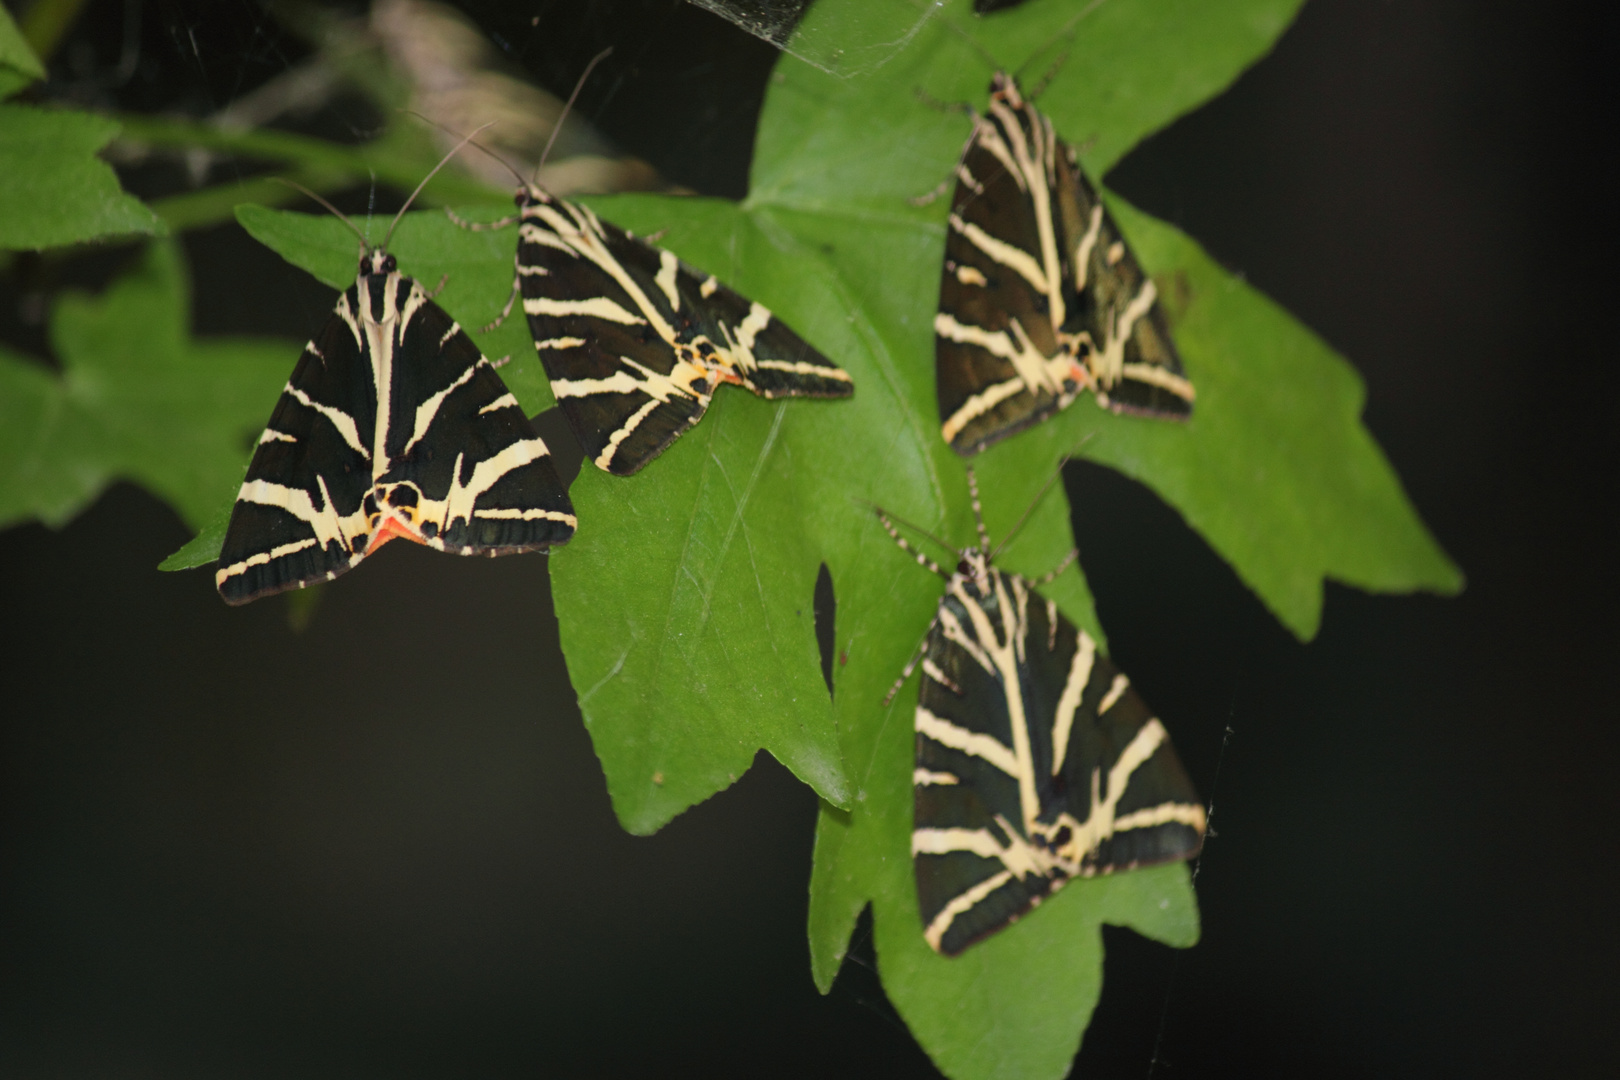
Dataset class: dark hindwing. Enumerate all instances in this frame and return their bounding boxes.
[912,569,1204,955]
[380,292,576,553]
[937,102,1082,456]
[1054,145,1193,420]
[216,286,377,605]
[517,191,851,476]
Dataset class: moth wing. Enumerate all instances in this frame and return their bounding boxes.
[381,288,575,552]
[1038,609,1206,874]
[519,196,708,475]
[216,286,377,605]
[663,257,854,400]
[912,591,1055,956]
[912,574,1205,954]
[521,194,851,475]
[1056,147,1195,420]
[936,109,1082,455]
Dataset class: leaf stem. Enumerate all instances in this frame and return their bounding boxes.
[111,113,508,232]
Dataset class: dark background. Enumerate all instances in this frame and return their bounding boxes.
[2,0,1616,1076]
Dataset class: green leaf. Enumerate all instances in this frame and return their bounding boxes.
[547,0,1452,851]
[878,863,1199,1080]
[156,486,237,571]
[234,202,366,292]
[545,194,862,832]
[0,240,293,533]
[0,105,161,249]
[728,0,1461,1077]
[0,5,46,100]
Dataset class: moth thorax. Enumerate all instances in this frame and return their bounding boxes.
[670,345,725,399]
[362,251,396,276]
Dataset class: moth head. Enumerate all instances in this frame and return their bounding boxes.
[989,71,1024,108]
[956,548,992,591]
[516,181,558,209]
[362,250,397,277]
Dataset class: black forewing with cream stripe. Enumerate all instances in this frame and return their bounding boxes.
[936,73,1194,456]
[216,251,576,606]
[514,187,854,476]
[911,564,1205,956]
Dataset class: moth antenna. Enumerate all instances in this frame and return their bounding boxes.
[267,177,369,248]
[989,435,1096,561]
[966,468,991,552]
[400,109,530,189]
[1013,0,1109,92]
[933,9,1001,72]
[988,468,1065,561]
[537,46,613,180]
[913,85,975,117]
[382,121,499,253]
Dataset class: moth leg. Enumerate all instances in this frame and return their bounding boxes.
[1034,548,1078,586]
[909,179,950,208]
[910,99,985,207]
[913,85,974,116]
[444,206,520,231]
[965,467,991,552]
[882,619,938,707]
[480,260,522,333]
[424,273,450,300]
[490,354,512,370]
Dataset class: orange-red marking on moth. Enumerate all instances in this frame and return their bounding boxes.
[368,516,426,553]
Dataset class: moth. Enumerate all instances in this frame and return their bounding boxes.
[936,73,1195,456]
[217,161,576,606]
[449,52,854,476]
[877,470,1205,955]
